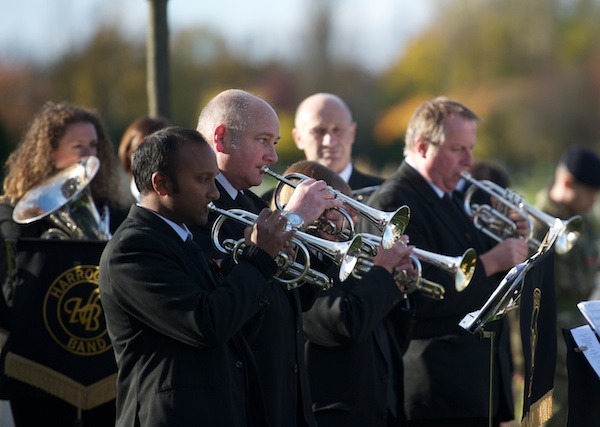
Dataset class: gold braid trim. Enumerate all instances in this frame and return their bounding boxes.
[4,351,116,409]
[521,389,554,427]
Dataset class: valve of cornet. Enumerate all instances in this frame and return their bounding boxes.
[397,257,446,300]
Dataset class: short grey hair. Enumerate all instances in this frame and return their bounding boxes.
[404,96,479,156]
[196,89,253,147]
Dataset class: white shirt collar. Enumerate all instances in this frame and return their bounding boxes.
[404,156,446,199]
[140,205,192,241]
[338,163,353,183]
[216,172,240,200]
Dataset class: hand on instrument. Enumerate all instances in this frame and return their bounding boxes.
[479,237,529,276]
[372,235,414,276]
[245,208,295,258]
[314,207,355,241]
[284,178,343,225]
[507,210,530,239]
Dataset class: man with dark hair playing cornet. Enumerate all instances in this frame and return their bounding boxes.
[99,126,295,426]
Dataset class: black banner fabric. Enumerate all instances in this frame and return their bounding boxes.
[519,250,556,427]
[1,238,116,409]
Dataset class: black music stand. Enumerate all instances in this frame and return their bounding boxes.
[459,224,561,427]
[564,328,600,426]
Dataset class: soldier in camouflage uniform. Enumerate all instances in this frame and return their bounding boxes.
[535,144,600,427]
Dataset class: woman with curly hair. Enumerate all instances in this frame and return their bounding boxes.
[0,101,125,427]
[0,101,125,238]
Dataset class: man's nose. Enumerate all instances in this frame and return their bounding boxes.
[322,133,334,146]
[265,144,278,163]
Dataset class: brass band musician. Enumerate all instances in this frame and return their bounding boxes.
[0,101,125,427]
[364,97,530,427]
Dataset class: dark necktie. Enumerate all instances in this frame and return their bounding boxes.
[185,235,222,285]
[443,193,468,223]
[443,193,486,249]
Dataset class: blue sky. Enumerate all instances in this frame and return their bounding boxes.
[0,0,435,73]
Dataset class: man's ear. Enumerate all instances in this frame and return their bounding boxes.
[152,171,170,196]
[415,137,429,158]
[348,122,357,147]
[564,175,574,189]
[292,127,304,150]
[214,124,227,153]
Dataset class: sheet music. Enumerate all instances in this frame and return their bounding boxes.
[571,325,600,379]
[577,300,600,337]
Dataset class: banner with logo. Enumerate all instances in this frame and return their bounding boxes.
[1,238,116,409]
[519,250,556,427]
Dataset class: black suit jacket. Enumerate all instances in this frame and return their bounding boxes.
[303,264,414,426]
[195,182,318,427]
[99,205,274,427]
[347,166,384,191]
[363,161,514,422]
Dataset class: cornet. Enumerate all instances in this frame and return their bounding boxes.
[262,166,410,249]
[208,203,364,289]
[461,171,582,254]
[357,233,477,299]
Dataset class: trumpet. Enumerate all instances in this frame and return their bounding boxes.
[262,166,410,249]
[461,171,582,254]
[357,233,477,299]
[208,203,364,288]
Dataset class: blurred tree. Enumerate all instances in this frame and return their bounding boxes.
[47,23,147,142]
[377,0,600,180]
[3,0,600,187]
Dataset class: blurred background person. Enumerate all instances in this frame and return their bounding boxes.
[292,93,384,191]
[535,144,600,427]
[262,92,384,203]
[117,115,170,202]
[365,97,530,427]
[0,101,125,427]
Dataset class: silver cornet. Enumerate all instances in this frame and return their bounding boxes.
[356,233,477,299]
[262,166,410,249]
[461,171,582,254]
[208,203,364,289]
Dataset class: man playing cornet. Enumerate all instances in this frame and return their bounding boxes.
[195,89,344,427]
[272,160,418,426]
[365,97,530,427]
[99,127,293,426]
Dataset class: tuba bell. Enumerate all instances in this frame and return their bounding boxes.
[12,156,111,240]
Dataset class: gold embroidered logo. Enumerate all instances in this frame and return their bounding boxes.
[528,287,542,398]
[43,265,112,356]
